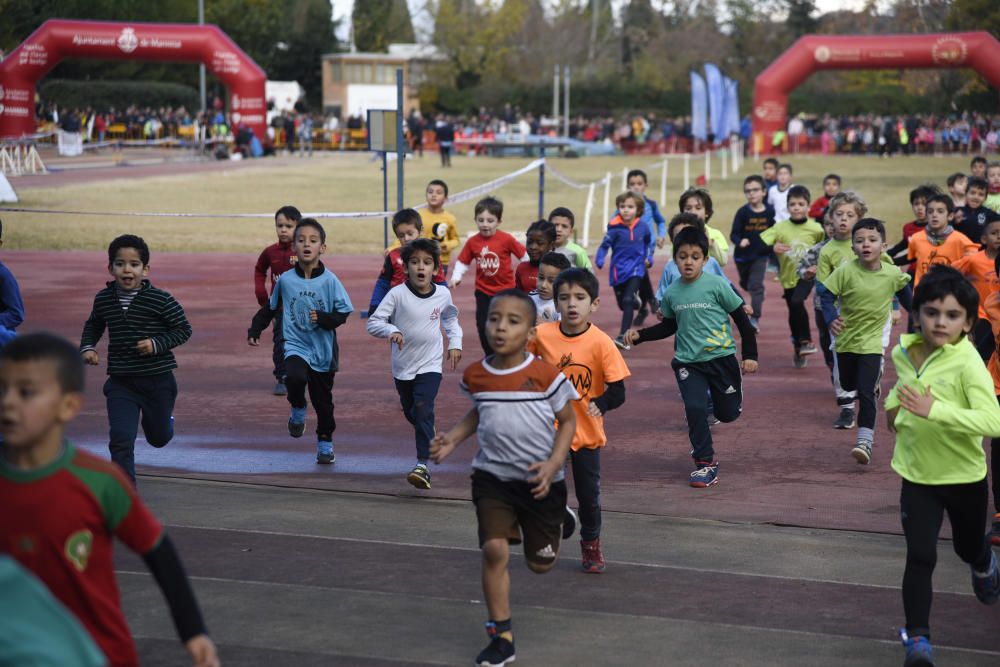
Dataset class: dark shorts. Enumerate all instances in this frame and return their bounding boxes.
[471,469,566,566]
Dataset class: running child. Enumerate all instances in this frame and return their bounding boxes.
[430,290,578,667]
[762,157,779,191]
[625,227,758,488]
[970,155,988,180]
[548,207,593,270]
[819,218,910,465]
[0,218,24,350]
[528,268,630,573]
[679,187,729,265]
[759,185,825,367]
[730,175,775,330]
[369,209,447,314]
[767,162,795,223]
[515,219,556,293]
[985,161,1000,213]
[254,205,301,396]
[808,173,841,224]
[386,180,461,275]
[595,191,653,349]
[656,213,731,303]
[0,333,219,667]
[628,169,668,323]
[248,219,353,464]
[955,176,1000,242]
[80,235,192,483]
[953,217,1000,361]
[451,196,528,355]
[947,172,967,208]
[367,238,462,490]
[885,266,1000,666]
[907,193,978,288]
[531,252,571,323]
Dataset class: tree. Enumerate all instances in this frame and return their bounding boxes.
[353,0,415,52]
[786,0,818,37]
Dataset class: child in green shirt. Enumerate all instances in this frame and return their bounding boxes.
[548,207,593,271]
[884,265,1000,666]
[759,185,826,368]
[819,218,910,465]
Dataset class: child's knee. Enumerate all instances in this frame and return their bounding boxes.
[482,539,509,567]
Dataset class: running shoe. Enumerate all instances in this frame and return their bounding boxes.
[288,406,307,438]
[834,407,856,429]
[407,464,431,489]
[476,631,515,667]
[799,341,818,355]
[581,538,606,573]
[562,506,578,540]
[690,461,720,487]
[900,629,934,667]
[614,335,631,351]
[273,379,287,396]
[972,551,1000,605]
[851,440,873,465]
[316,441,335,464]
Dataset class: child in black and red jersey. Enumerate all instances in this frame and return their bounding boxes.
[0,333,218,667]
[368,209,447,315]
[450,196,528,354]
[254,205,301,396]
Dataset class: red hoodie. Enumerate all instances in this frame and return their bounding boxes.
[254,241,296,306]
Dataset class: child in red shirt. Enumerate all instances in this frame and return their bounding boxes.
[368,209,447,315]
[451,196,528,354]
[254,205,301,396]
[515,219,557,293]
[0,333,218,667]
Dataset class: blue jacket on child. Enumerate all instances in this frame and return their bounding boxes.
[595,215,654,286]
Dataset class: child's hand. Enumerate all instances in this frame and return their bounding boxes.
[309,310,318,323]
[185,634,220,667]
[586,400,602,417]
[953,209,965,224]
[82,350,99,365]
[448,279,461,289]
[430,433,457,463]
[526,459,559,499]
[802,266,817,280]
[247,336,259,347]
[390,332,405,350]
[898,384,934,418]
[829,317,844,336]
[656,236,667,249]
[742,359,759,374]
[743,304,753,315]
[135,339,155,356]
[448,348,462,370]
[892,309,902,325]
[886,406,899,433]
[773,242,791,255]
[645,260,652,268]
[623,327,641,346]
[738,239,750,249]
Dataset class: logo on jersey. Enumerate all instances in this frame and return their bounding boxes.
[430,307,440,321]
[557,353,593,396]
[477,245,501,276]
[65,530,94,572]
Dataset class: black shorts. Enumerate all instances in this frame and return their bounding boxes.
[471,469,566,565]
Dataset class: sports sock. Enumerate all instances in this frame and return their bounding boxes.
[857,427,874,443]
[491,618,513,642]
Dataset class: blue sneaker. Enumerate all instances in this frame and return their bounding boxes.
[900,629,934,666]
[288,407,306,438]
[689,461,719,488]
[316,441,334,464]
[971,551,1000,605]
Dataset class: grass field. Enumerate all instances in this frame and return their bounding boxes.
[3,152,972,254]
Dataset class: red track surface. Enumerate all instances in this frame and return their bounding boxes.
[15,250,952,535]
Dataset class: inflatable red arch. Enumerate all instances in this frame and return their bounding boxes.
[0,19,267,141]
[752,31,1000,148]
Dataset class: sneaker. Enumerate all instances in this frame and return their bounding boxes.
[562,506,577,540]
[634,308,649,328]
[406,464,431,489]
[707,413,721,427]
[851,440,873,465]
[900,629,934,667]
[273,379,287,396]
[971,551,1000,605]
[793,351,807,369]
[690,461,720,487]
[580,538,606,573]
[316,441,335,464]
[749,316,760,333]
[614,335,631,351]
[476,629,515,667]
[799,341,818,355]
[991,513,1000,547]
[834,407,856,429]
[288,407,306,438]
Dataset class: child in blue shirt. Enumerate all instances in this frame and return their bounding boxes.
[248,218,353,464]
[596,191,653,349]
[627,169,667,324]
[0,219,24,349]
[656,213,729,303]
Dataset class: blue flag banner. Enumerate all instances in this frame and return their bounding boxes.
[690,71,707,142]
[724,77,741,137]
[703,63,725,140]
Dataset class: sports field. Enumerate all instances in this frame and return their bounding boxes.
[5,150,999,665]
[3,151,972,254]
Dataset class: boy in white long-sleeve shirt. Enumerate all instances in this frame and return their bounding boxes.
[367,238,463,489]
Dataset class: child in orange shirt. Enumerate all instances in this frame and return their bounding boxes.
[907,193,978,287]
[953,218,1000,361]
[527,268,630,574]
[983,252,1000,545]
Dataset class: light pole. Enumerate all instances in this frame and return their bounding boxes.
[198,0,206,114]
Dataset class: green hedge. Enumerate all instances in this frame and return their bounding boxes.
[38,79,200,112]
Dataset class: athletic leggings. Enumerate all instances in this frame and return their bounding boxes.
[783,279,814,347]
[613,276,643,336]
[900,477,992,639]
